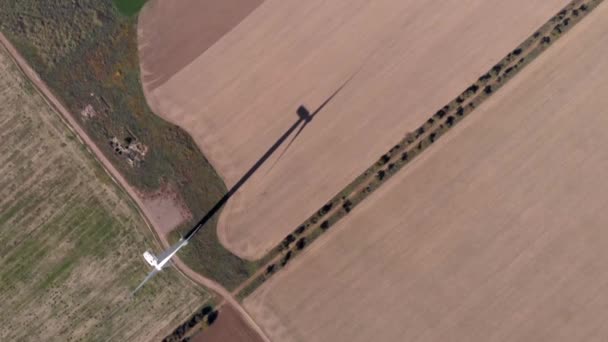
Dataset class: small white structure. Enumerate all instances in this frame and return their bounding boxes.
[133,238,189,294]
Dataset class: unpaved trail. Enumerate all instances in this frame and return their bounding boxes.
[0,31,271,342]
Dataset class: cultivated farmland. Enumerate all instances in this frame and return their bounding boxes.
[0,46,208,341]
[138,0,263,91]
[245,2,608,341]
[141,0,571,260]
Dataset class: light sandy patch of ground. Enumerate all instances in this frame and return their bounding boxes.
[138,0,263,91]
[141,0,571,259]
[244,3,608,341]
[139,183,192,236]
[191,304,265,342]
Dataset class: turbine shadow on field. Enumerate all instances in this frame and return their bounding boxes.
[184,78,351,241]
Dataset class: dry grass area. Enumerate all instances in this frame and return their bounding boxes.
[245,2,608,341]
[141,0,571,260]
[0,47,209,341]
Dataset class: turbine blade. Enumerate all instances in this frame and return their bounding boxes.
[131,269,159,296]
[265,120,307,176]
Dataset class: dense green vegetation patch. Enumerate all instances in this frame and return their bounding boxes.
[113,0,147,16]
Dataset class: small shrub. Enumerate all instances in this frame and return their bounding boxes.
[342,200,353,213]
[207,310,219,325]
[295,225,306,235]
[378,154,390,165]
[282,234,296,248]
[296,238,306,250]
[416,126,425,137]
[446,116,455,127]
[318,202,333,216]
[320,220,330,230]
[281,251,292,266]
[266,264,276,274]
[478,73,491,82]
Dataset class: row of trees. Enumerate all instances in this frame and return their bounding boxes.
[163,305,218,342]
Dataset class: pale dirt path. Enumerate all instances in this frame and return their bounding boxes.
[0,32,271,342]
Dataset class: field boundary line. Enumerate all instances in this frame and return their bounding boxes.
[234,0,605,300]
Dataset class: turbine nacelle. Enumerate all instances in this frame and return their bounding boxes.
[143,250,160,270]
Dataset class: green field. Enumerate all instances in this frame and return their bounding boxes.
[0,0,258,289]
[113,0,148,16]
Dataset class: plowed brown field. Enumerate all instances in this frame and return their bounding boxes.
[244,3,608,341]
[140,0,570,260]
[138,0,263,91]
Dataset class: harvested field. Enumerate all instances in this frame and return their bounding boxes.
[0,46,208,341]
[139,0,263,90]
[141,0,571,260]
[190,304,264,342]
[244,2,608,341]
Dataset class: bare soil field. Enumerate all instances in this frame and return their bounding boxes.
[138,0,263,91]
[139,183,193,236]
[141,0,571,260]
[0,46,209,341]
[190,304,265,342]
[244,2,608,341]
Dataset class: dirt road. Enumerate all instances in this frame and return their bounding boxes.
[0,32,270,342]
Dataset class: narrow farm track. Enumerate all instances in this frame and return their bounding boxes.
[236,0,605,300]
[0,32,271,342]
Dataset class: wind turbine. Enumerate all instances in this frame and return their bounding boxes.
[132,237,189,294]
[132,72,358,294]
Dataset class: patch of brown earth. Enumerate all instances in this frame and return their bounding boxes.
[139,183,192,236]
[138,0,263,91]
[190,304,264,342]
